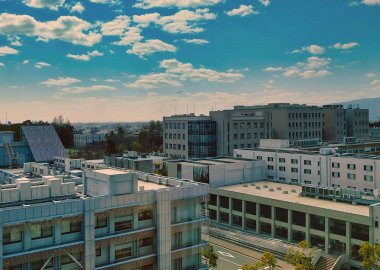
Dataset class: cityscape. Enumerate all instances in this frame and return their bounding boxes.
[1,1,380,270]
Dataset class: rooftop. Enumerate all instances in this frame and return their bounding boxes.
[95,168,129,176]
[218,181,369,217]
[137,180,168,191]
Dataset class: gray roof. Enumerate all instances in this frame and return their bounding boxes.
[22,126,68,162]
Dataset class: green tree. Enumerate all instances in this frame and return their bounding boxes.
[202,245,218,269]
[359,242,380,270]
[242,251,277,270]
[285,240,318,270]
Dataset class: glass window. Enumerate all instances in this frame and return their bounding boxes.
[292,211,306,227]
[291,159,298,164]
[232,198,242,211]
[260,204,271,219]
[364,175,373,182]
[304,160,311,165]
[291,168,298,173]
[219,212,229,223]
[96,216,108,229]
[140,237,153,247]
[279,166,286,171]
[279,158,285,163]
[232,215,242,227]
[275,207,288,223]
[3,228,22,244]
[62,219,81,234]
[31,223,53,239]
[115,246,132,260]
[219,196,229,209]
[347,173,356,180]
[304,169,311,174]
[245,201,256,215]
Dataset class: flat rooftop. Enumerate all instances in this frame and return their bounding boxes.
[95,168,129,176]
[218,181,369,217]
[137,180,168,191]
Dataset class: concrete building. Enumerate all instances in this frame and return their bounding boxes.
[0,168,209,270]
[208,181,379,268]
[210,103,322,156]
[163,114,216,159]
[165,157,266,187]
[321,104,346,142]
[74,133,106,148]
[345,106,369,138]
[369,127,380,139]
[234,146,380,193]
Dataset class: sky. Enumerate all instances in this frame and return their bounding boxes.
[0,0,380,123]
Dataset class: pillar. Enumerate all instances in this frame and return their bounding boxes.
[157,190,171,270]
[84,199,96,270]
[346,221,351,256]
[324,217,329,254]
[256,203,260,234]
[287,210,292,242]
[271,206,275,238]
[306,213,310,243]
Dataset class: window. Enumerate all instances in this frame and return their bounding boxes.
[267,157,274,162]
[139,210,153,221]
[219,196,229,209]
[245,201,256,215]
[140,237,153,247]
[304,169,311,175]
[304,160,311,165]
[115,216,132,232]
[291,168,298,173]
[347,164,356,170]
[347,173,356,180]
[364,165,373,171]
[364,175,373,182]
[3,228,22,244]
[332,172,340,178]
[232,198,242,212]
[291,159,298,164]
[240,122,245,128]
[232,215,242,227]
[247,133,251,139]
[61,252,81,265]
[279,166,286,171]
[233,134,238,140]
[62,219,81,234]
[115,246,132,260]
[209,194,217,206]
[256,156,262,160]
[279,158,285,163]
[96,216,108,229]
[240,133,244,139]
[267,165,274,170]
[233,123,238,129]
[96,248,102,257]
[31,223,53,239]
[332,162,340,168]
[31,259,53,270]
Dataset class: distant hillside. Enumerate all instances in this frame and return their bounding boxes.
[342,96,380,121]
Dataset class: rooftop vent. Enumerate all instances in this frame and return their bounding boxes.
[269,188,274,192]
[283,191,289,194]
[291,189,297,193]
[250,183,256,186]
[277,187,282,190]
[256,186,261,189]
[264,184,268,188]
[243,184,248,187]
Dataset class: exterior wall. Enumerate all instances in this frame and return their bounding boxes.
[322,106,346,142]
[74,134,106,148]
[369,128,380,139]
[234,148,380,193]
[345,108,369,138]
[0,139,33,168]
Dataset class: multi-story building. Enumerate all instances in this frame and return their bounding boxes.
[369,127,380,139]
[234,146,380,193]
[163,114,216,159]
[210,103,323,156]
[74,133,106,148]
[321,104,346,142]
[0,168,209,270]
[345,106,369,138]
[208,180,379,268]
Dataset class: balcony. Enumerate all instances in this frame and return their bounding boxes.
[95,253,156,270]
[172,240,208,251]
[171,215,208,226]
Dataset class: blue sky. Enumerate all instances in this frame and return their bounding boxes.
[0,0,379,122]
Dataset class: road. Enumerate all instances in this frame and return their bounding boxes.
[213,243,259,270]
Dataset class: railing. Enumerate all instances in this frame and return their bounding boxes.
[172,241,208,251]
[331,254,348,270]
[172,215,208,225]
[181,263,209,270]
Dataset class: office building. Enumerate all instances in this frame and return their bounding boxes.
[0,168,208,270]
[369,127,380,139]
[345,106,369,138]
[163,114,216,159]
[74,133,106,148]
[321,104,346,142]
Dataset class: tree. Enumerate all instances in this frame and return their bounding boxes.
[202,245,218,269]
[359,242,380,270]
[242,251,277,270]
[285,240,318,270]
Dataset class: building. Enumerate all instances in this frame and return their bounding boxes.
[345,106,369,138]
[74,133,106,148]
[163,114,216,159]
[0,131,33,167]
[234,146,380,193]
[165,157,266,187]
[369,127,380,139]
[0,168,209,270]
[208,180,378,268]
[321,104,346,142]
[210,103,322,156]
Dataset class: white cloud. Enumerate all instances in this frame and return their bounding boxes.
[133,9,216,34]
[0,13,101,47]
[291,45,325,54]
[41,77,81,87]
[0,46,19,56]
[22,59,29,64]
[104,79,120,83]
[133,0,222,9]
[8,36,22,46]
[61,84,116,94]
[70,2,85,13]
[370,80,380,87]
[259,0,270,6]
[181,38,209,45]
[101,15,130,36]
[362,0,380,5]
[113,27,143,46]
[225,5,258,17]
[333,42,359,50]
[0,62,4,67]
[366,72,377,78]
[89,0,121,4]
[127,39,176,58]
[23,0,64,10]
[265,56,332,79]
[66,50,103,61]
[126,58,244,89]
[35,61,51,68]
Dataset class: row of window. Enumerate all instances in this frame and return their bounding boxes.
[232,133,264,140]
[288,131,321,139]
[164,122,186,129]
[265,157,312,165]
[165,144,186,150]
[233,122,265,129]
[267,165,314,175]
[288,112,321,119]
[165,133,186,140]
[332,163,373,172]
[288,122,321,128]
[331,172,374,181]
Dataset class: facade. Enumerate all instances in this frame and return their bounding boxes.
[208,181,379,268]
[0,168,209,270]
[321,104,346,142]
[210,103,322,156]
[345,106,369,138]
[0,131,33,167]
[74,133,106,148]
[369,127,380,139]
[234,147,380,193]
[163,114,216,159]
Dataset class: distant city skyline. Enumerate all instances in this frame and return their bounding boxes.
[0,0,380,122]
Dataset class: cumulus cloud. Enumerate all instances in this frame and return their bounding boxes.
[225,5,258,17]
[259,0,271,6]
[133,0,222,9]
[66,50,103,61]
[61,84,116,94]
[126,58,244,89]
[291,44,325,54]
[101,15,130,36]
[113,27,143,46]
[41,77,81,87]
[70,2,85,13]
[35,61,51,68]
[181,38,209,45]
[22,60,29,64]
[370,80,380,87]
[366,73,377,78]
[0,13,101,46]
[133,9,216,34]
[127,39,176,58]
[362,0,380,5]
[23,0,65,10]
[265,56,332,79]
[8,36,22,46]
[0,46,19,56]
[333,42,359,50]
[0,62,4,67]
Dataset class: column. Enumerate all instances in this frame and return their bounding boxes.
[24,222,32,250]
[133,210,139,229]
[216,195,220,223]
[346,221,351,256]
[0,217,3,270]
[306,213,310,243]
[54,219,62,244]
[271,206,275,238]
[229,198,232,226]
[84,199,96,270]
[324,217,329,254]
[287,210,292,242]
[256,203,260,234]
[157,190,171,270]
[242,200,246,230]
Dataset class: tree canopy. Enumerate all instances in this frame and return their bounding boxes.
[242,251,277,270]
[285,240,318,270]
[202,245,218,269]
[359,242,380,270]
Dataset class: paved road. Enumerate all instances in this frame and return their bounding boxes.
[214,243,259,270]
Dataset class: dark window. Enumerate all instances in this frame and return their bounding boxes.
[275,226,288,239]
[96,216,108,229]
[232,215,242,227]
[310,214,325,231]
[275,207,288,223]
[138,210,153,221]
[351,223,369,241]
[139,237,153,247]
[219,212,229,224]
[292,230,305,243]
[209,194,217,206]
[292,211,306,227]
[232,199,242,212]
[330,218,346,236]
[219,196,229,209]
[260,204,272,219]
[245,218,256,231]
[115,220,132,232]
[245,201,256,215]
[209,209,217,220]
[115,247,132,260]
[96,248,102,257]
[260,222,271,235]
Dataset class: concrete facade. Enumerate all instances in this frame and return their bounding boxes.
[74,134,106,148]
[321,104,346,142]
[345,107,369,138]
